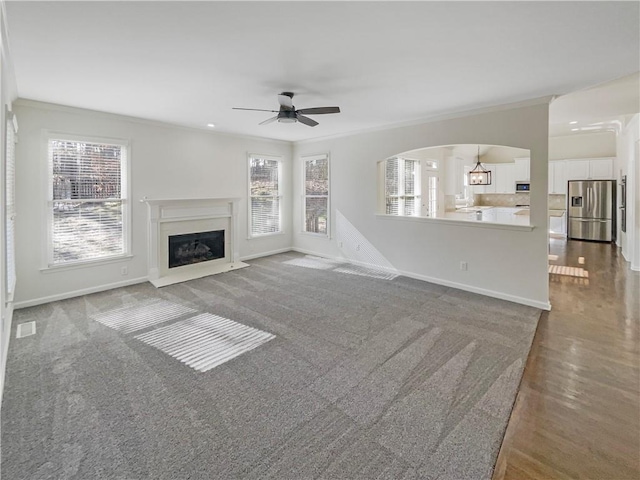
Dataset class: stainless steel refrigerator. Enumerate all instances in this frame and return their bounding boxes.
[568,180,616,242]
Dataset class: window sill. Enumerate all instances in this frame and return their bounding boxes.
[247,231,286,240]
[41,254,134,274]
[299,231,330,238]
[375,214,535,232]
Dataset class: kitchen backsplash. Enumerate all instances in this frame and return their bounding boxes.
[473,193,566,209]
[548,194,566,209]
[474,193,531,207]
[444,195,456,212]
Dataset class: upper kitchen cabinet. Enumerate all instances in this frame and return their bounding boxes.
[514,157,530,181]
[564,159,590,180]
[549,160,567,194]
[495,164,516,193]
[588,158,614,179]
[473,163,515,194]
[444,156,466,196]
[564,157,614,181]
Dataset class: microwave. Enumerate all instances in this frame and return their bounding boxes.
[515,182,530,193]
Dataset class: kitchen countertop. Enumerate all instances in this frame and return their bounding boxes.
[549,209,566,217]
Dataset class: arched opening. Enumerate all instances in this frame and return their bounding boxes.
[378,144,532,226]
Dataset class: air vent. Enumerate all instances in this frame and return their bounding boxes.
[16,321,36,338]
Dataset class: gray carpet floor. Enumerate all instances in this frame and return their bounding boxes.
[1,252,541,480]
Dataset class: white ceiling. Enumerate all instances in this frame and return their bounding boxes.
[5,1,639,142]
[549,72,640,137]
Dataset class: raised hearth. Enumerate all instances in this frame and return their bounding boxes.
[143,197,248,287]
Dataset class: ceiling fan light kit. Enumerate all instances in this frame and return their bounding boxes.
[233,92,340,127]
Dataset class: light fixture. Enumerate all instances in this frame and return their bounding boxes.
[571,128,579,131]
[467,145,492,186]
[206,123,215,128]
[569,121,578,125]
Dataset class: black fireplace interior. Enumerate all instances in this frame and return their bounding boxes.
[168,230,224,268]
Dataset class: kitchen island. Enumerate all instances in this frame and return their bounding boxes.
[443,206,531,226]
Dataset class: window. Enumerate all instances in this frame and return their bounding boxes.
[249,154,282,236]
[303,154,329,235]
[48,136,129,265]
[384,157,420,216]
[5,112,17,297]
[423,160,438,218]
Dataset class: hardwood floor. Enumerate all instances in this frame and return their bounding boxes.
[493,238,640,479]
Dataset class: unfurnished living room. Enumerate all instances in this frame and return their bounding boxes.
[0,2,639,480]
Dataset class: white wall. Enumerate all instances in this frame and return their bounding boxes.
[0,1,19,400]
[292,101,551,309]
[617,114,639,270]
[13,100,292,306]
[549,131,616,160]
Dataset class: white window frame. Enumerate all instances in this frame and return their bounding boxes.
[383,157,421,217]
[44,132,131,270]
[301,153,330,237]
[5,110,17,301]
[423,160,439,218]
[248,153,283,238]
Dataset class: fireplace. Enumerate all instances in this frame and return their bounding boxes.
[143,197,248,287]
[169,230,225,268]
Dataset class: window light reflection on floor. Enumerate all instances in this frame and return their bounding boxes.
[90,299,197,334]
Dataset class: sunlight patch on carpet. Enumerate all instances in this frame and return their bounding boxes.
[134,313,275,372]
[90,299,197,334]
[285,255,398,280]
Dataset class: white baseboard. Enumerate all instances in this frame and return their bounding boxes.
[291,248,551,311]
[13,277,149,310]
[240,247,294,261]
[1,302,14,407]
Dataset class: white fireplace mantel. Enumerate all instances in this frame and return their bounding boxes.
[142,197,248,287]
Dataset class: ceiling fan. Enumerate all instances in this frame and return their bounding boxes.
[232,92,340,127]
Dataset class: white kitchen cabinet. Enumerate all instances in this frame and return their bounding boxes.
[514,158,530,182]
[445,157,467,196]
[495,164,515,193]
[588,158,614,179]
[564,158,614,181]
[565,159,590,180]
[549,211,566,235]
[549,160,567,194]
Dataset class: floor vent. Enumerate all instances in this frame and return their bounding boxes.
[135,313,275,372]
[16,321,36,338]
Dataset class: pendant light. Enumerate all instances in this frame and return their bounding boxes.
[467,145,492,185]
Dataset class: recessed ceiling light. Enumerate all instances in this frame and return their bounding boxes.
[569,121,578,125]
[207,123,215,128]
[571,128,579,131]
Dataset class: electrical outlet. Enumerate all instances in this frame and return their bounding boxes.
[339,241,343,248]
[121,266,128,276]
[460,261,468,271]
[356,244,361,251]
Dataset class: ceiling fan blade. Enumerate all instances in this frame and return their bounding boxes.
[296,107,341,115]
[259,116,278,125]
[278,93,294,110]
[296,113,319,127]
[233,107,279,112]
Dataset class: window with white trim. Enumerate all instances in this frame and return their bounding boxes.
[48,137,129,265]
[303,154,329,235]
[249,154,282,236]
[5,112,17,298]
[384,157,420,216]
